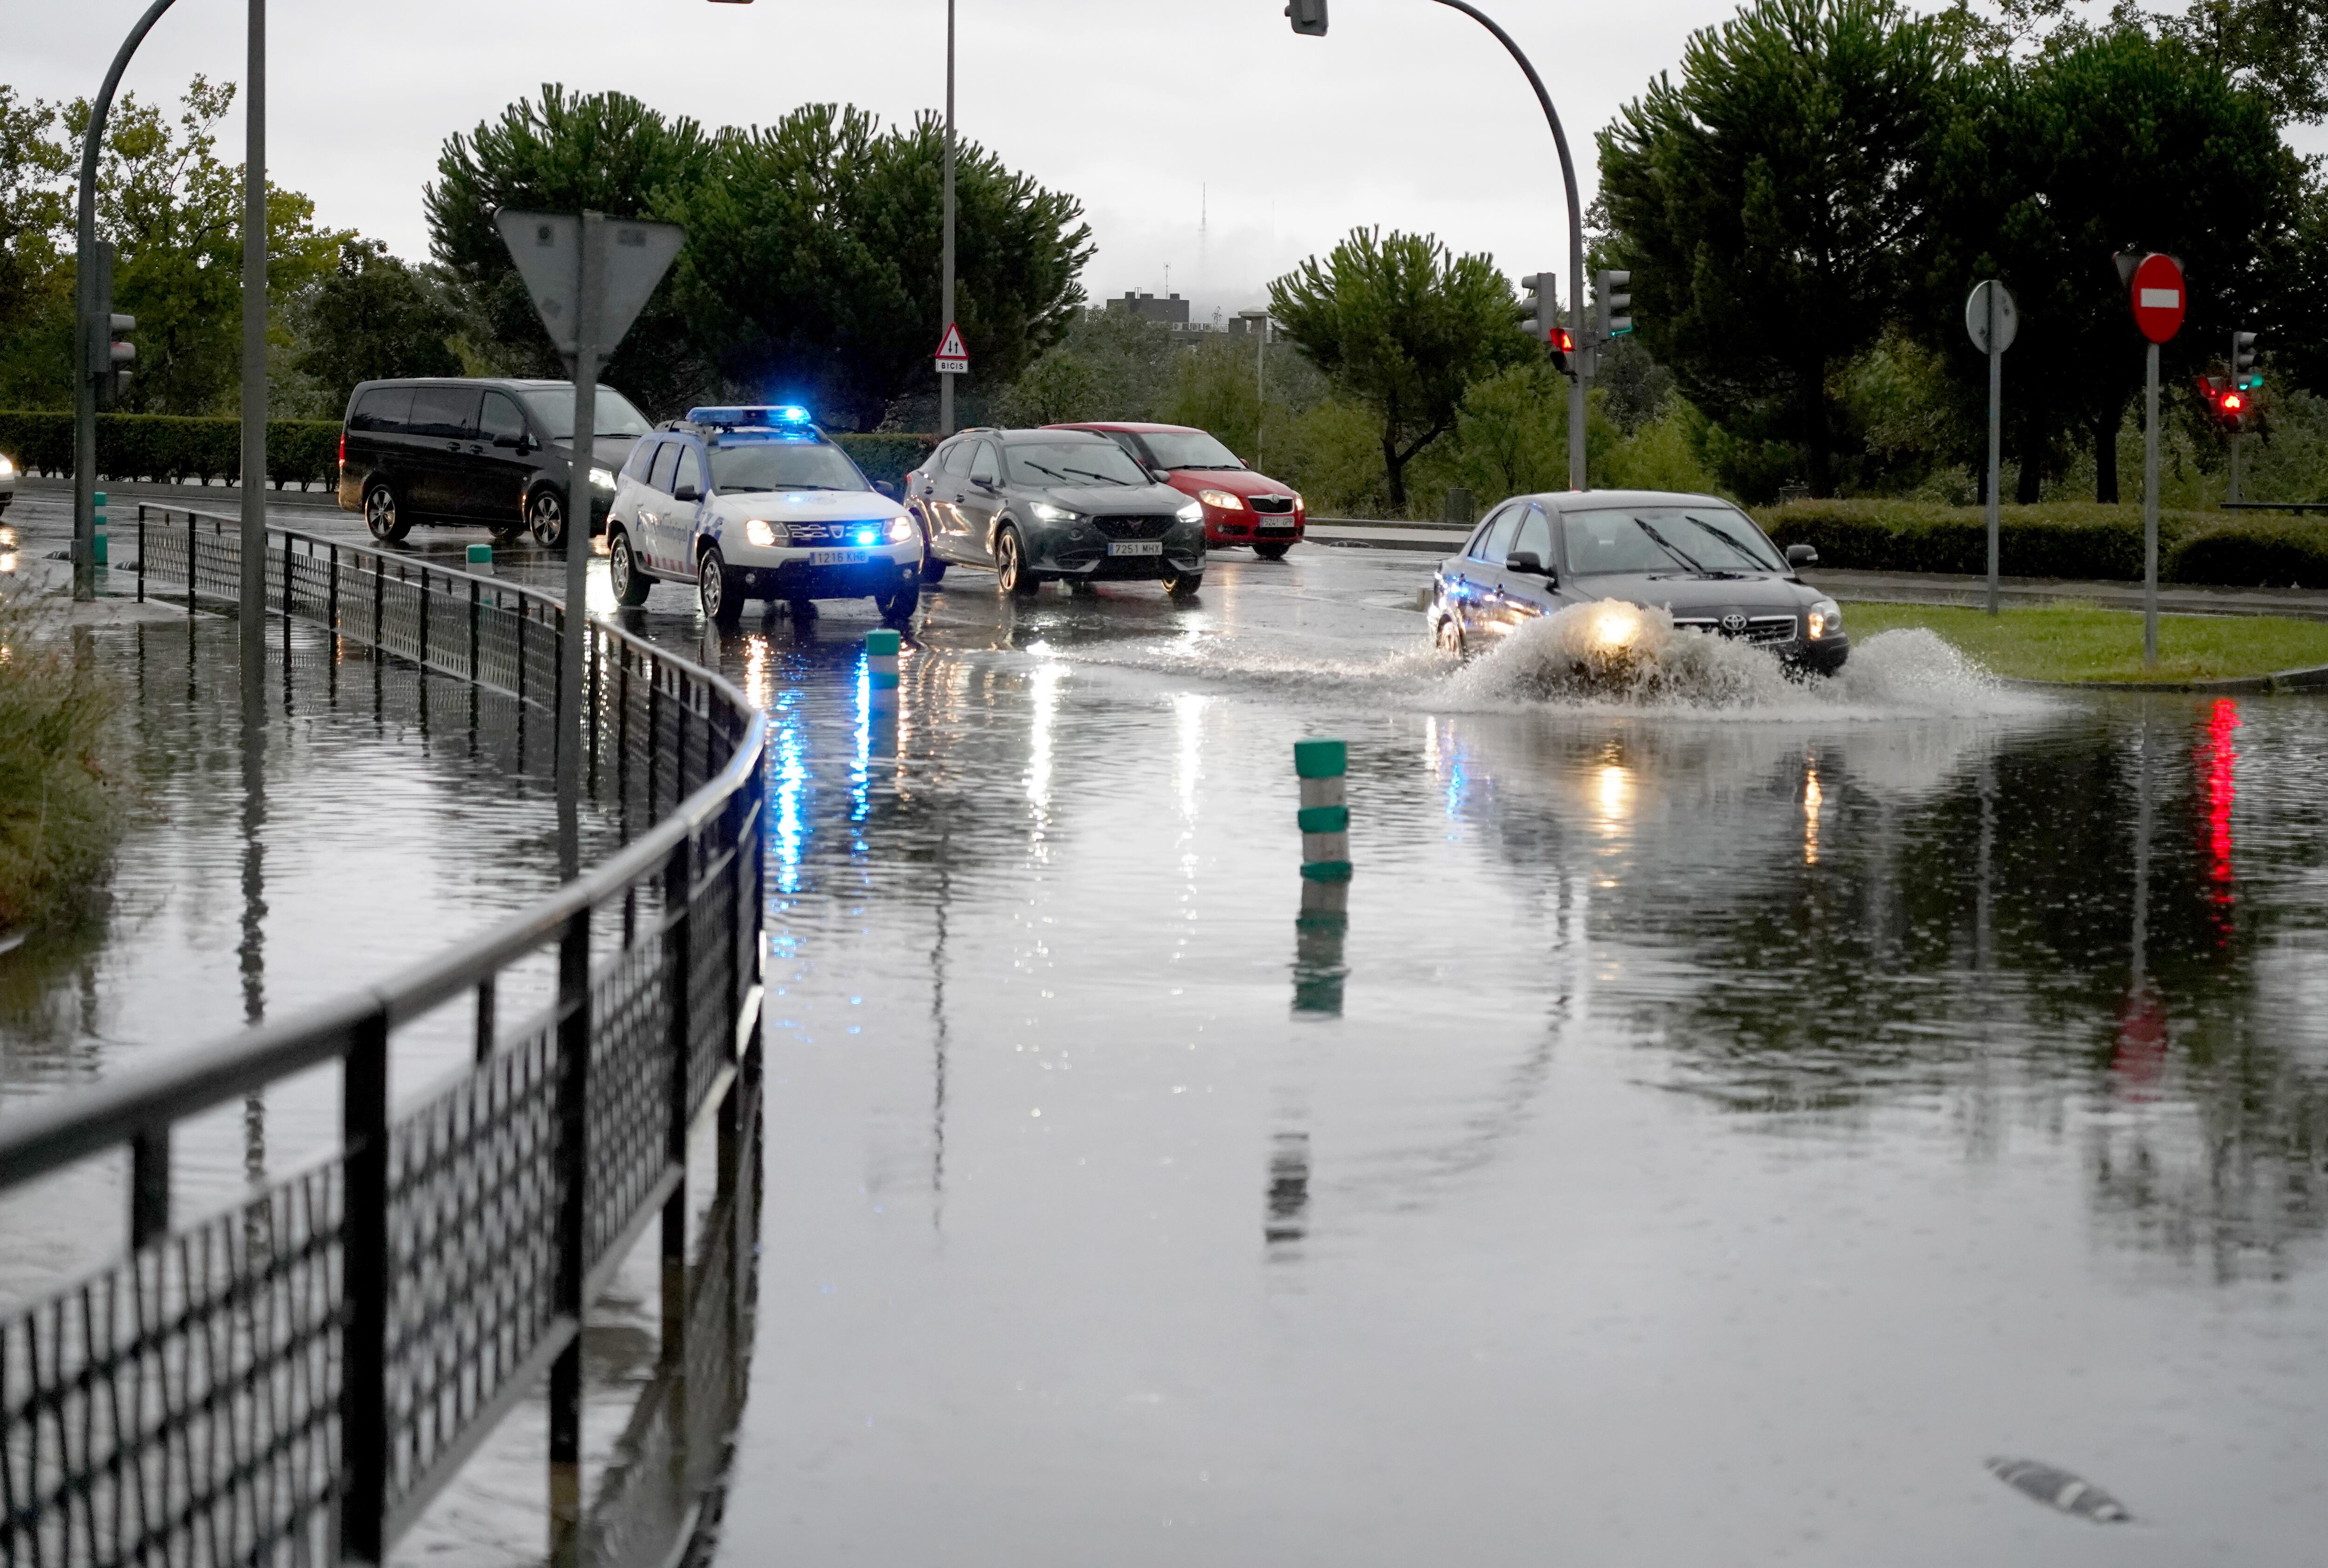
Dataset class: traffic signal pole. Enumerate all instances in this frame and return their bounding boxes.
[241,0,268,695]
[73,0,181,604]
[938,0,956,440]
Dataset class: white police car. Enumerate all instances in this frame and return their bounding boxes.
[604,405,921,628]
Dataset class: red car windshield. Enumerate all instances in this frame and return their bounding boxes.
[1139,430,1245,471]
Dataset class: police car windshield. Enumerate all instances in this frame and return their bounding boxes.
[707,439,870,495]
[1006,439,1150,487]
[518,386,653,439]
[1562,506,1784,575]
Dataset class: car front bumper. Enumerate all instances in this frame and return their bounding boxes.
[1207,515,1303,546]
[1784,634,1850,674]
[722,543,920,601]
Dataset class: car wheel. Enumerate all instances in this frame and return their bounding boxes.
[875,582,920,624]
[363,480,412,544]
[995,527,1039,597]
[608,529,651,606]
[1435,612,1466,658]
[1164,569,1203,600]
[1253,542,1291,561]
[697,546,744,629]
[527,488,567,551]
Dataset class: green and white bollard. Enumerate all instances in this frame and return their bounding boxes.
[867,628,901,694]
[92,490,108,569]
[1294,737,1351,883]
[466,543,494,576]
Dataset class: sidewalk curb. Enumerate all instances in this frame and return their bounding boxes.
[2003,663,2328,694]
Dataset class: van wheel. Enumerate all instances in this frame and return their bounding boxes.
[364,480,412,544]
[698,546,744,629]
[1253,542,1291,561]
[995,528,1039,597]
[527,488,567,551]
[875,583,920,623]
[608,530,651,606]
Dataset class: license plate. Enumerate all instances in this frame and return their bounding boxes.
[810,548,872,566]
[1108,540,1164,557]
[1256,521,1295,532]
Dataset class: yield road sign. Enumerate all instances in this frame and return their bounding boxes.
[935,321,969,375]
[1964,280,2017,354]
[495,210,684,357]
[2128,253,2186,345]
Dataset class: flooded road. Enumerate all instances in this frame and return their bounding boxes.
[625,546,2328,1567]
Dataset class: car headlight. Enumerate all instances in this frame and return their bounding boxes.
[1290,492,1304,514]
[0,455,14,477]
[1807,599,1842,640]
[590,466,616,491]
[885,516,916,544]
[1198,488,1244,510]
[1175,500,1204,524]
[1028,501,1082,524]
[744,518,778,547]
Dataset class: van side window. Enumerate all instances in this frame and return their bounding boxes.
[673,444,704,497]
[409,385,481,440]
[647,441,681,495]
[478,391,527,446]
[968,443,1000,486]
[351,386,414,434]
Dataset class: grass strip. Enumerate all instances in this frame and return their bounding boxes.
[1842,601,2328,683]
[0,600,125,932]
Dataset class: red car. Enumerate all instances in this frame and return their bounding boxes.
[1047,422,1306,559]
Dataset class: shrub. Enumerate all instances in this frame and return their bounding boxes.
[0,410,344,488]
[0,601,125,933]
[2165,516,2328,588]
[832,433,935,487]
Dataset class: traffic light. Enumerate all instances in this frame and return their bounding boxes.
[2231,330,2259,391]
[1286,0,1328,35]
[86,241,135,409]
[1516,273,1574,376]
[1595,269,1632,342]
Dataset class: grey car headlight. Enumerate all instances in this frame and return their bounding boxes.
[1807,599,1842,640]
[1174,500,1204,524]
[1028,501,1083,524]
[590,466,616,491]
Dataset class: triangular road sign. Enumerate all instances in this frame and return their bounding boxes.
[934,321,970,372]
[495,210,685,358]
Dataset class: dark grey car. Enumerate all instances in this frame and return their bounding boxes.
[1428,489,1850,673]
[337,378,654,551]
[905,429,1207,597]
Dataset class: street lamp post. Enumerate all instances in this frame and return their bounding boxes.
[240,0,267,693]
[1238,307,1269,466]
[1289,0,1591,489]
[74,0,181,603]
[940,0,957,439]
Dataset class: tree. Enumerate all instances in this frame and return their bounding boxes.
[1924,29,2297,500]
[1267,228,1529,509]
[425,86,712,415]
[0,87,74,406]
[294,238,460,414]
[677,108,1090,430]
[1598,0,1956,496]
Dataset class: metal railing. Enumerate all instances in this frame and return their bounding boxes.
[0,505,769,1566]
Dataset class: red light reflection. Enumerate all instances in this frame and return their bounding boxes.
[2196,699,2240,906]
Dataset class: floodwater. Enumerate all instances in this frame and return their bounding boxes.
[624,546,2327,1567]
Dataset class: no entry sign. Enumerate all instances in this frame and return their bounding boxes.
[2129,253,2186,344]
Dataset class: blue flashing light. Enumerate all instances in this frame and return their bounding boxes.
[853,527,879,546]
[688,404,818,430]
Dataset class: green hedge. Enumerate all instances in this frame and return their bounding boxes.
[1755,500,2328,590]
[832,433,936,487]
[0,410,343,489]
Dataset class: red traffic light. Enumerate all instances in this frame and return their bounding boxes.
[1550,327,1574,352]
[2221,392,2245,414]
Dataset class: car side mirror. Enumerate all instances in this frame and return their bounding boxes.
[1150,467,1171,483]
[1505,550,1550,577]
[492,432,523,449]
[971,476,997,493]
[673,483,701,503]
[1785,543,1818,568]
[874,480,898,499]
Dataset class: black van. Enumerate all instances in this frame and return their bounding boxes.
[336,378,656,550]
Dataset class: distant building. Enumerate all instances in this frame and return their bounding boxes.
[1107,291,1193,326]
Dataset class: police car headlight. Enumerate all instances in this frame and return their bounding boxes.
[1028,501,1082,524]
[0,454,14,477]
[744,518,778,548]
[1175,500,1204,524]
[1198,489,1244,510]
[885,516,916,544]
[1807,599,1842,640]
[590,466,616,491]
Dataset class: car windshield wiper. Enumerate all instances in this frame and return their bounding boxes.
[1630,516,1705,573]
[1058,466,1133,485]
[1684,514,1777,572]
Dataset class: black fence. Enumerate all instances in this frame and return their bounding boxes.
[0,507,769,1566]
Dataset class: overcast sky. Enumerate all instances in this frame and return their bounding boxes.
[14,0,2321,339]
